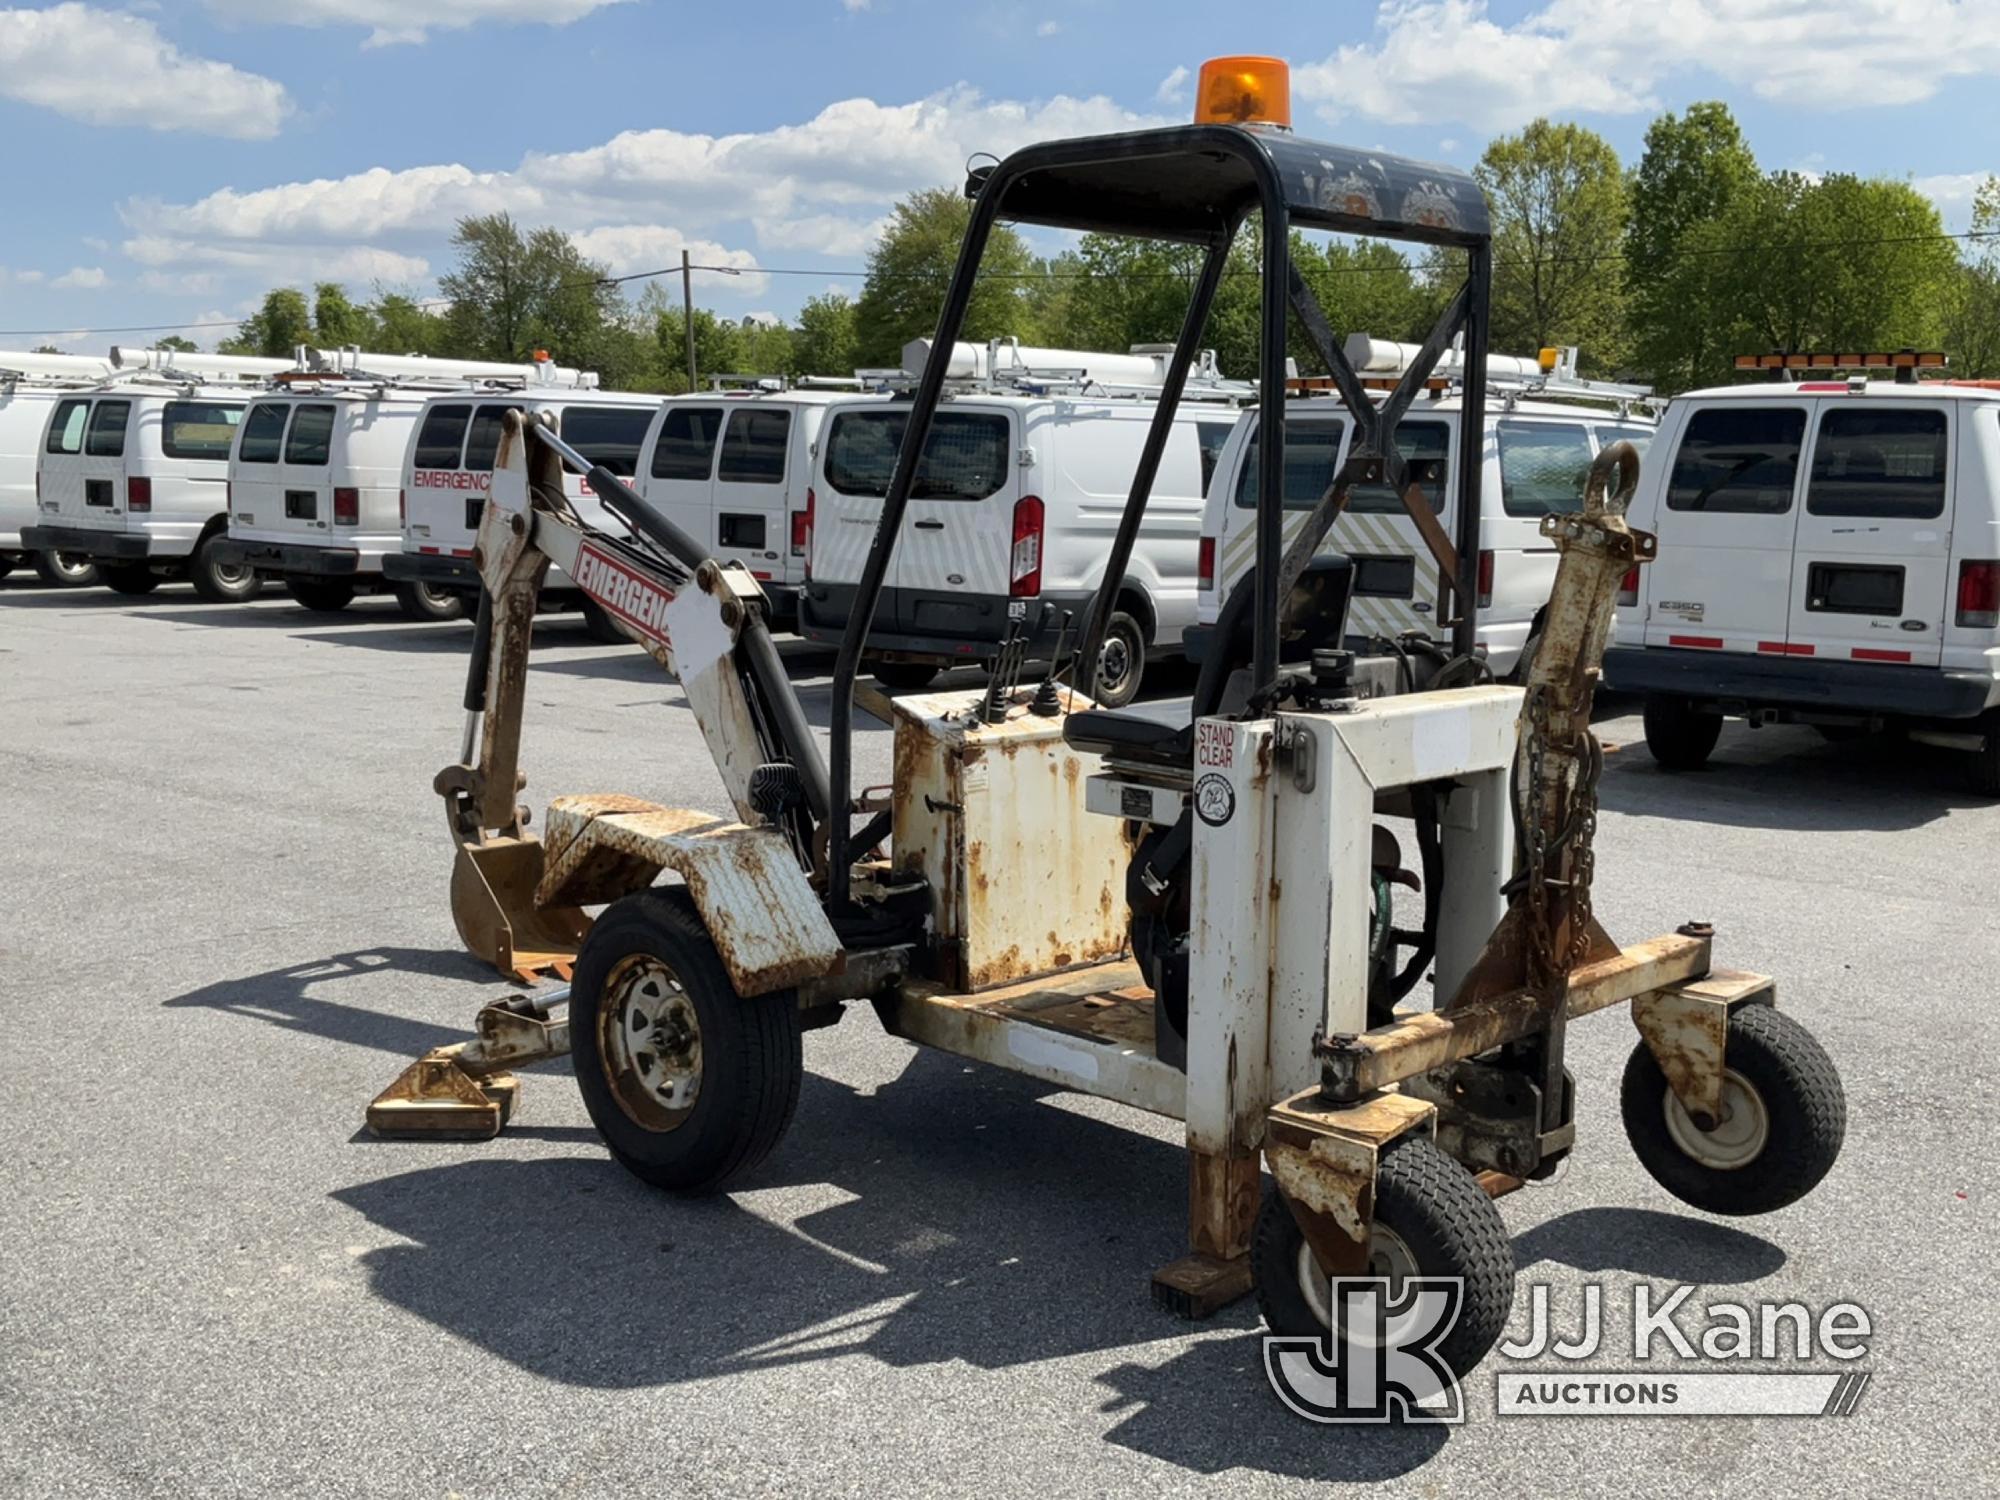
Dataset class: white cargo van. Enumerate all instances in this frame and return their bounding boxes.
[1,352,112,587]
[25,350,289,599]
[220,354,598,617]
[799,341,1244,704]
[632,379,864,631]
[385,389,663,636]
[1603,360,2000,792]
[1193,337,1655,679]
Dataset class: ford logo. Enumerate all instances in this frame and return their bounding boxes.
[1899,619,1927,632]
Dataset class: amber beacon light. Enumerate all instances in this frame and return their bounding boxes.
[1193,55,1292,129]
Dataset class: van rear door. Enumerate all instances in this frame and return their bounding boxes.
[266,403,338,543]
[1784,400,1951,668]
[711,405,791,582]
[1643,402,1810,655]
[49,397,132,531]
[640,404,724,560]
[883,406,1016,637]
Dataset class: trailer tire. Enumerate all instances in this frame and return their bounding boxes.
[874,662,939,692]
[1621,1004,1844,1216]
[32,551,99,587]
[580,598,629,644]
[1253,1134,1515,1383]
[1642,695,1723,770]
[570,887,803,1193]
[101,563,160,596]
[189,530,260,603]
[391,579,465,622]
[283,577,355,612]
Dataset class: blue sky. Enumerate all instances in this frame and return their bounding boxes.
[1,0,1995,349]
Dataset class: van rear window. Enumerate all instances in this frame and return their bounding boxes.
[414,405,471,470]
[45,398,88,455]
[161,401,243,461]
[239,403,288,464]
[1667,407,1805,514]
[563,405,655,478]
[85,401,130,459]
[718,408,791,485]
[283,404,336,466]
[1349,422,1449,514]
[1807,407,1947,520]
[1197,421,1234,493]
[823,409,1011,500]
[1233,420,1344,510]
[1498,421,1593,517]
[651,407,723,481]
[464,406,510,472]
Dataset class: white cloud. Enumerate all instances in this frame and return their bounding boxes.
[123,234,430,288]
[1914,171,1991,207]
[204,0,629,48]
[1298,0,2000,131]
[50,266,107,289]
[842,0,870,10]
[15,270,45,284]
[123,85,1163,290]
[1154,65,1189,105]
[567,225,769,295]
[0,3,289,138]
[1036,19,1059,36]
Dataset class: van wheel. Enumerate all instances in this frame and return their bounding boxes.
[34,550,100,588]
[283,578,355,612]
[1968,712,2000,797]
[101,563,160,596]
[189,531,260,603]
[1091,609,1147,708]
[391,580,465,622]
[874,662,939,692]
[580,599,629,644]
[1642,695,1722,770]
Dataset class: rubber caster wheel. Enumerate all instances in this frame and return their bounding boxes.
[101,563,160,596]
[284,577,356,612]
[392,579,465,621]
[1253,1134,1516,1382]
[569,888,803,1192]
[1621,1005,1844,1215]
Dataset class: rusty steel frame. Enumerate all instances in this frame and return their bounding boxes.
[367,999,569,1139]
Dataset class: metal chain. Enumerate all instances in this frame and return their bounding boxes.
[1522,684,1556,993]
[1567,726,1603,966]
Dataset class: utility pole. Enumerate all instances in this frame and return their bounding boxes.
[681,249,698,391]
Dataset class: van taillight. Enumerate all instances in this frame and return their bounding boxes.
[1475,548,1493,609]
[792,488,812,558]
[1618,563,1641,608]
[127,476,152,513]
[334,488,360,526]
[1957,559,2000,628]
[1010,494,1044,598]
[1198,536,1216,591]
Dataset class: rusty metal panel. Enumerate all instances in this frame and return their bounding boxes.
[1264,1089,1436,1274]
[536,793,841,995]
[887,689,1132,990]
[1632,969,1771,1123]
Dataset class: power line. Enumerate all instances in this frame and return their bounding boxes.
[8,226,1997,340]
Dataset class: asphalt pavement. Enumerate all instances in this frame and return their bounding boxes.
[1,572,1992,1499]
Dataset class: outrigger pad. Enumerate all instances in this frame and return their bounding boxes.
[537,793,843,996]
[366,1052,519,1140]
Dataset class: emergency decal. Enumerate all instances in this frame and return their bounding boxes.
[1194,773,1235,828]
[412,469,491,491]
[572,540,674,652]
[1196,720,1235,768]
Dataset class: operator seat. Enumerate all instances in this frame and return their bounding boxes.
[1063,554,1356,767]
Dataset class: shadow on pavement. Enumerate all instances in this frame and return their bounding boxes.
[333,1044,1449,1481]
[1597,725,1979,832]
[1513,1205,1786,1283]
[161,946,509,1058]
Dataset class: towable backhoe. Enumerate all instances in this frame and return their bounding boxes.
[368,57,1846,1386]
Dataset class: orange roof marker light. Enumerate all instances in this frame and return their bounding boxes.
[1194,55,1292,130]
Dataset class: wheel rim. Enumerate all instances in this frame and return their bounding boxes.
[1662,1069,1769,1170]
[53,552,94,582]
[597,954,703,1132]
[1097,627,1137,697]
[420,584,453,608]
[1297,1221,1418,1331]
[214,560,252,586]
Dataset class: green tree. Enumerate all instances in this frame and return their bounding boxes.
[220,287,311,357]
[311,282,376,347]
[792,292,859,377]
[368,292,445,356]
[438,213,626,369]
[1626,103,1760,388]
[152,335,198,354]
[1945,176,2000,378]
[853,187,1049,367]
[1476,119,1629,371]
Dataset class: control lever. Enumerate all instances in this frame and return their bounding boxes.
[1031,610,1073,716]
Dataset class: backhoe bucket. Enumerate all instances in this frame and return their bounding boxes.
[450,834,592,983]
